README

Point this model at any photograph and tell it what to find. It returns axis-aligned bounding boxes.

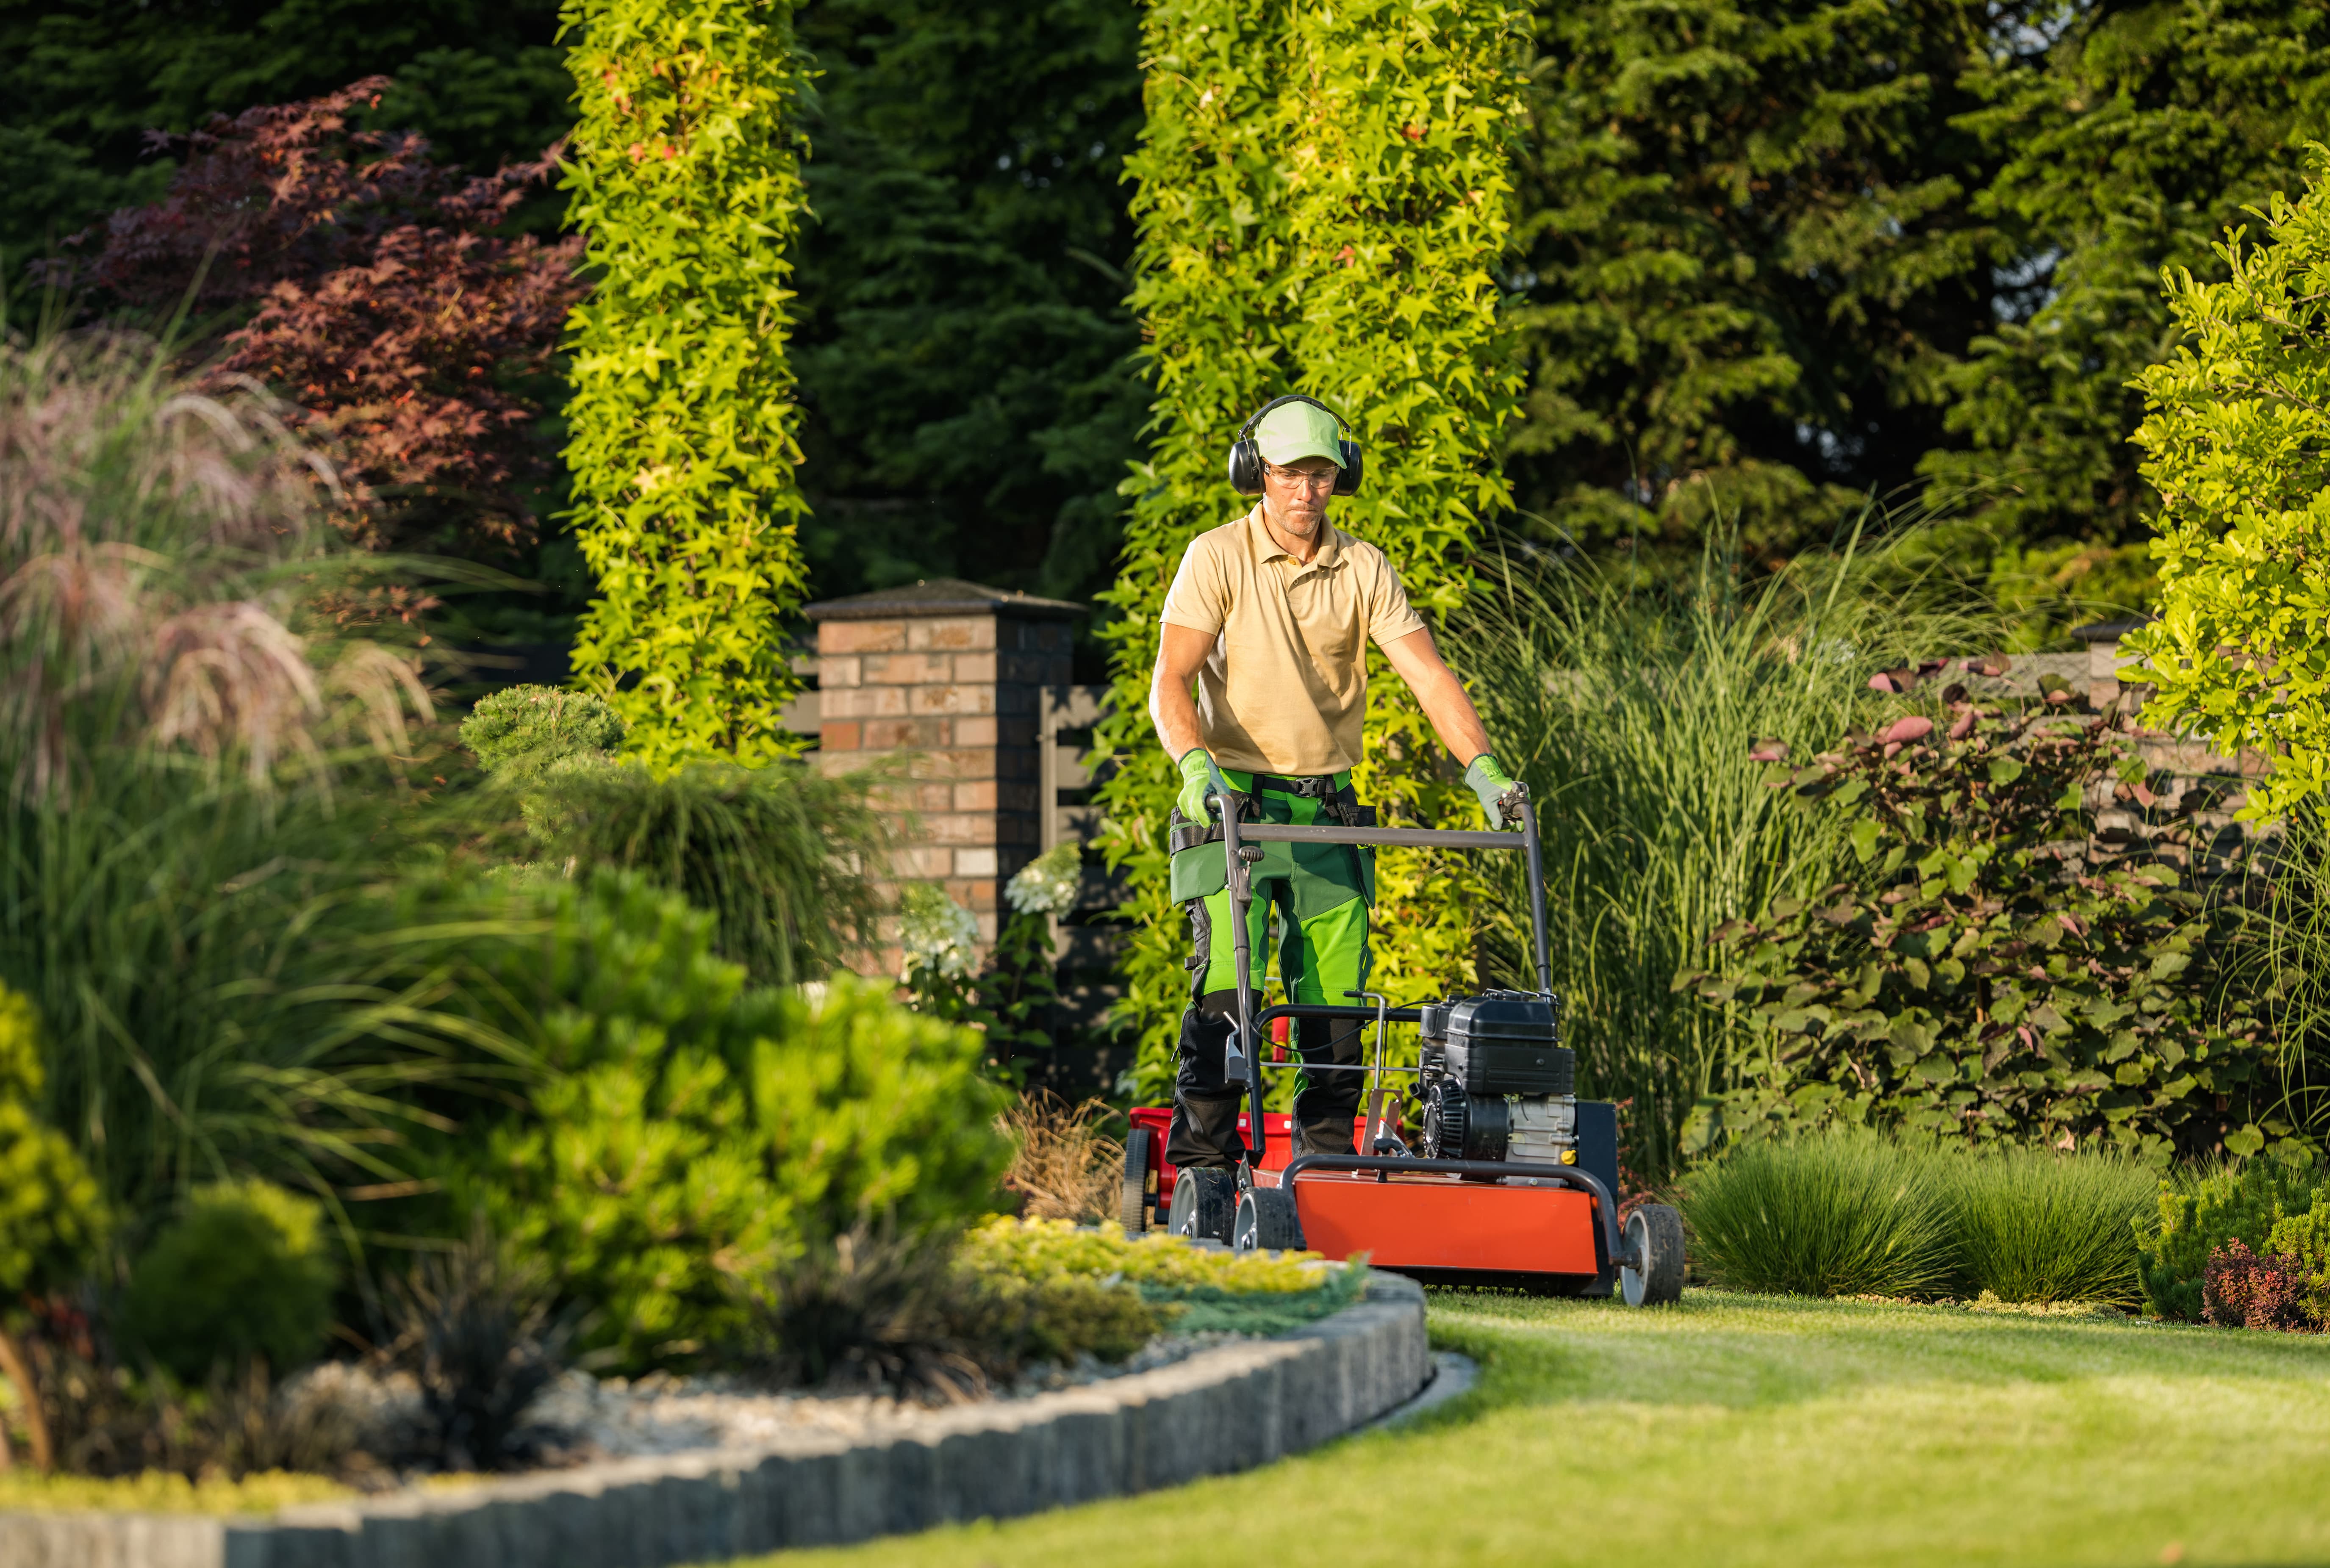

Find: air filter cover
[1444,991,1572,1096]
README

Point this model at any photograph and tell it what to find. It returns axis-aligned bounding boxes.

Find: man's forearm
[1149,673,1207,760]
[1413,663,1493,765]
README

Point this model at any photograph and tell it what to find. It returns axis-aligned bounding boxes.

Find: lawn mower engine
[1416,991,1577,1169]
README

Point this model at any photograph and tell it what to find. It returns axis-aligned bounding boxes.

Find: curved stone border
[4,1274,1426,1568]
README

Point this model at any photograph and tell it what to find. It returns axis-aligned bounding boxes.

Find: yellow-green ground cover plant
[738,1215,1362,1399]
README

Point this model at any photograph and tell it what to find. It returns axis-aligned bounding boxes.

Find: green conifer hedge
[560,0,813,766]
[1096,0,1528,1094]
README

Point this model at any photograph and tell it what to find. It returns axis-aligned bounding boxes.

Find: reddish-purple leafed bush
[51,78,586,564]
[2201,1240,2321,1332]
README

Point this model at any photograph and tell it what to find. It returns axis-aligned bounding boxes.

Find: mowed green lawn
[741,1290,2330,1568]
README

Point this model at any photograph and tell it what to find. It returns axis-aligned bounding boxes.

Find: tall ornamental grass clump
[0,333,441,1224]
[1447,531,1995,1177]
[1681,1133,1957,1299]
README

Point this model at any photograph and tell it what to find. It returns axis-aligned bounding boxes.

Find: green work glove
[1176,747,1233,821]
[1465,752,1527,826]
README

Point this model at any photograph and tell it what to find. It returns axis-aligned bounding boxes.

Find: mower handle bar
[1279,1153,1631,1272]
[1216,795,1555,1174]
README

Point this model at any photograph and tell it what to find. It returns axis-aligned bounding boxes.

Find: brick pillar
[804,579,1083,967]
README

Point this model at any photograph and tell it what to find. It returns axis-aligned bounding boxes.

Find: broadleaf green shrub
[2122,147,2330,818]
[2139,1151,2328,1323]
[1681,1133,1957,1299]
[123,1181,338,1382]
[560,0,813,767]
[417,868,1011,1370]
[1694,677,2276,1161]
[1096,0,1528,1097]
[0,987,106,1299]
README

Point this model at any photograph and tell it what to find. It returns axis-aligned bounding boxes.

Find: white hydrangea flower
[897,883,978,978]
[1004,841,1082,917]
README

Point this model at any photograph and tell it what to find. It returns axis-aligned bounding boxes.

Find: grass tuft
[1680,1133,1957,1298]
[1944,1144,2153,1306]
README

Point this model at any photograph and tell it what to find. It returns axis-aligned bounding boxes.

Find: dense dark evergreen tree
[1508,0,2011,568]
[1924,0,2330,639]
[789,0,1145,624]
[0,0,571,257]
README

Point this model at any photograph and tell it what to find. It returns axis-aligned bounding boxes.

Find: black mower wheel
[1232,1186,1305,1253]
[1120,1127,1156,1234]
[1621,1203,1686,1307]
[1167,1166,1238,1243]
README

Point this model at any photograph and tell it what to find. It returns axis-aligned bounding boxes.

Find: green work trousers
[1167,770,1373,1167]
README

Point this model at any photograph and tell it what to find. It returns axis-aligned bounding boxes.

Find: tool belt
[1168,777,1376,855]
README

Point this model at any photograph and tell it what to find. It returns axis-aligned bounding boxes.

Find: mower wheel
[1232,1187,1305,1253]
[1168,1166,1238,1243]
[1621,1203,1686,1307]
[1120,1128,1156,1234]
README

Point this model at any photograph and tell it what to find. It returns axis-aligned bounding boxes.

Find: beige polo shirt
[1159,506,1426,776]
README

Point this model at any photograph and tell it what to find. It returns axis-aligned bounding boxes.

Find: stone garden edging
[3,1272,1428,1568]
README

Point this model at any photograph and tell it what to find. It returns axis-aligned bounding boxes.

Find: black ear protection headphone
[1226,393,1364,497]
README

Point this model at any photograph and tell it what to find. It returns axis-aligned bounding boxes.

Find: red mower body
[1124,1101,1618,1294]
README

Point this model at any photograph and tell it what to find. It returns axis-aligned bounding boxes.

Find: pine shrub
[415,868,1012,1370]
[122,1181,338,1382]
[2139,1153,2328,1323]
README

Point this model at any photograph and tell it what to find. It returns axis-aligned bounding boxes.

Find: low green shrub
[2139,1151,2329,1322]
[1943,1147,2153,1306]
[405,868,1011,1371]
[122,1181,338,1382]
[458,686,628,786]
[1681,1132,1957,1297]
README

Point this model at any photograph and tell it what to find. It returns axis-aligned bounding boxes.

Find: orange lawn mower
[1119,797,1685,1307]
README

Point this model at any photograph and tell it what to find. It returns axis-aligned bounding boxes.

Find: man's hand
[1177,747,1233,821]
[1464,753,1528,827]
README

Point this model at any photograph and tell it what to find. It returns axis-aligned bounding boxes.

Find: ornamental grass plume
[0,331,430,801]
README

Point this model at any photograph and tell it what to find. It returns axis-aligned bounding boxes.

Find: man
[1148,395,1525,1169]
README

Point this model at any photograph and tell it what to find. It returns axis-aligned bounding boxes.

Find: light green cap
[1254,400,1345,468]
